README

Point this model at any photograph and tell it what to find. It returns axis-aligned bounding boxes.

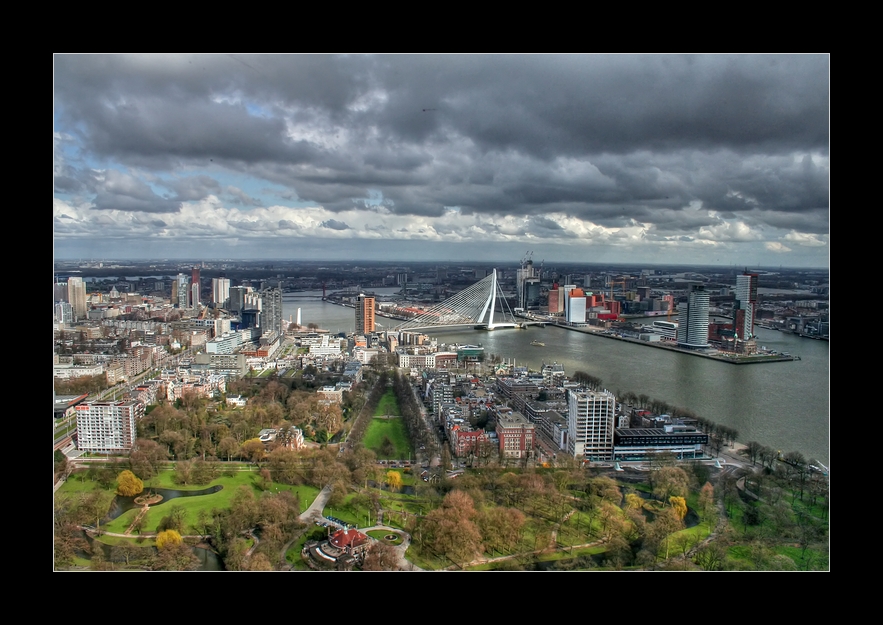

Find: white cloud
[765,241,793,253]
[783,231,827,247]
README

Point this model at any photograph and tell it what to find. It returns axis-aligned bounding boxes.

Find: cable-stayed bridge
[392,269,540,332]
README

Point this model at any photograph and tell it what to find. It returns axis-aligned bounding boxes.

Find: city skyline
[54,54,829,268]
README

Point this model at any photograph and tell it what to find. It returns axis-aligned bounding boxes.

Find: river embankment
[549,322,797,364]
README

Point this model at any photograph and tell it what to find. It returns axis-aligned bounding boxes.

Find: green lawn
[373,389,400,416]
[367,529,403,545]
[61,468,320,536]
[285,533,312,570]
[362,418,411,459]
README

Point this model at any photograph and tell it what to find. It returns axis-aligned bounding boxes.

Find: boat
[530,340,545,347]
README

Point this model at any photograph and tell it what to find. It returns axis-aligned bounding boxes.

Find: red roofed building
[307,528,372,569]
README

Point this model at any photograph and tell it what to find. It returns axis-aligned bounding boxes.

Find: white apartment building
[75,400,144,453]
[677,285,710,349]
[212,277,231,308]
[567,388,617,461]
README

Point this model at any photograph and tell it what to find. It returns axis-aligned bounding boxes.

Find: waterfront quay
[548,321,798,365]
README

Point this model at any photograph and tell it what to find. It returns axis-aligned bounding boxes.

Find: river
[284,291,829,466]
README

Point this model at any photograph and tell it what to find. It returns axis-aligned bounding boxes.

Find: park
[54,367,829,571]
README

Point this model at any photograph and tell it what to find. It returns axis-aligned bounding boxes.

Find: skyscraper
[516,259,537,309]
[567,389,617,461]
[355,294,375,334]
[677,285,710,348]
[260,286,283,335]
[212,277,231,308]
[735,272,758,340]
[174,273,189,308]
[228,285,248,313]
[67,276,87,320]
[191,267,201,307]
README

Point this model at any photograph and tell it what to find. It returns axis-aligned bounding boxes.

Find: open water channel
[285,290,829,466]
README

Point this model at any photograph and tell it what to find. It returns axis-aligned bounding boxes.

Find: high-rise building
[191,267,201,307]
[522,277,541,310]
[516,259,538,309]
[355,294,375,334]
[567,389,617,461]
[260,286,283,335]
[55,301,74,324]
[191,282,200,310]
[54,279,68,303]
[548,283,563,315]
[174,273,189,308]
[67,276,87,320]
[677,285,710,349]
[228,286,248,313]
[735,272,758,340]
[75,400,144,453]
[212,277,231,308]
[564,286,586,324]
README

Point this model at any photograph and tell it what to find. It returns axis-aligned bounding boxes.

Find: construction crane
[609,277,628,303]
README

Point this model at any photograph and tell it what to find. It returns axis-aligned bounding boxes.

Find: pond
[104,485,223,522]
[84,485,225,571]
[83,532,224,571]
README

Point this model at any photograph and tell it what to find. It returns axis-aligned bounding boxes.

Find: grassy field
[60,467,320,536]
[362,418,411,459]
[373,389,400,416]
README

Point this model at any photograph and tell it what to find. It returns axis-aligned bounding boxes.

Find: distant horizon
[52,257,829,272]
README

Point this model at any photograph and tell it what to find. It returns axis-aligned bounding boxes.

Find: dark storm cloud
[321,219,349,231]
[159,175,221,201]
[526,216,578,239]
[92,170,181,213]
[54,176,81,193]
[54,54,829,264]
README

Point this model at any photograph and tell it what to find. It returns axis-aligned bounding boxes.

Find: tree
[111,543,143,567]
[116,470,144,496]
[240,438,267,464]
[362,541,400,571]
[379,435,395,458]
[156,529,183,550]
[130,438,168,478]
[625,493,644,511]
[746,441,763,465]
[419,490,483,568]
[218,436,239,462]
[694,542,727,571]
[651,466,690,502]
[698,482,715,521]
[669,496,688,520]
[158,505,186,534]
[590,476,622,504]
[174,460,193,485]
[386,470,403,492]
[152,541,199,571]
[649,506,684,560]
[247,552,274,571]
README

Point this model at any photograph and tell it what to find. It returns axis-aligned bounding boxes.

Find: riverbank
[549,322,798,365]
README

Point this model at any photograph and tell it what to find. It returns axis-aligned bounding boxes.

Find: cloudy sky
[54,54,829,267]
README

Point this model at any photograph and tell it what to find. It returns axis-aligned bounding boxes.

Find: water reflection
[105,485,223,522]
